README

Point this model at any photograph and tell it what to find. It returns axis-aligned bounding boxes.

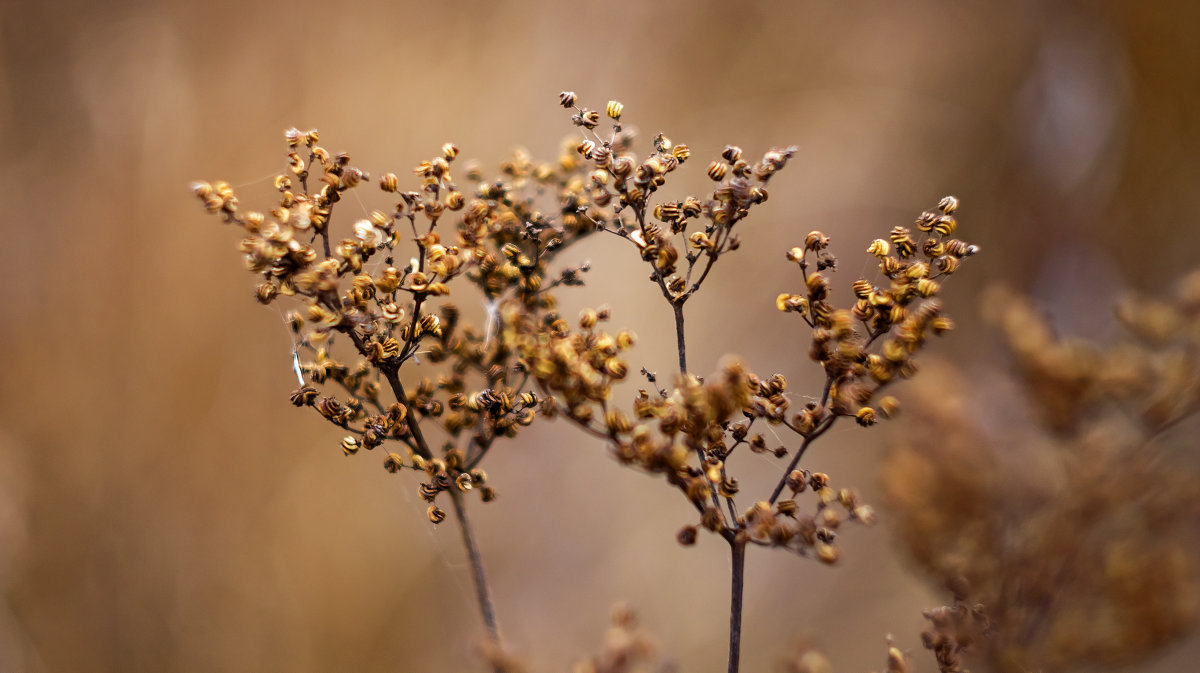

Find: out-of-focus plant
[884,270,1200,672]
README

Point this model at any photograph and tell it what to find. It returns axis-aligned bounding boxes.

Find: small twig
[728,539,747,673]
[449,488,501,643]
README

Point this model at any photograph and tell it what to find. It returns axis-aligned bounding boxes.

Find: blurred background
[3,0,1200,671]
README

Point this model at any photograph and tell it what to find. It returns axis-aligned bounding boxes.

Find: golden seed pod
[410,454,426,472]
[341,436,360,455]
[931,316,955,334]
[855,406,877,427]
[689,231,713,250]
[605,100,623,119]
[877,396,899,418]
[255,282,278,304]
[852,279,874,299]
[932,215,957,236]
[820,508,841,530]
[867,239,890,257]
[456,473,474,492]
[936,255,960,275]
[882,339,908,363]
[816,543,839,564]
[284,127,304,147]
[937,195,959,214]
[384,453,404,473]
[616,330,636,350]
[605,409,632,434]
[381,301,404,323]
[604,358,629,379]
[853,505,878,525]
[707,161,728,181]
[576,139,596,158]
[378,173,397,192]
[579,308,599,329]
[559,91,577,107]
[805,231,830,251]
[786,246,804,262]
[721,145,742,163]
[441,142,459,160]
[480,486,497,502]
[381,337,401,360]
[427,505,446,524]
[719,477,740,498]
[786,469,807,493]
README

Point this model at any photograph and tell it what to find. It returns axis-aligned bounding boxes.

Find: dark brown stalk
[382,366,501,642]
[666,276,744,673]
[449,488,501,642]
[728,540,746,673]
[673,302,688,376]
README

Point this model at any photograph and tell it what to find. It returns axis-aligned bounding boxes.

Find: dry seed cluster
[884,269,1200,672]
[195,122,610,520]
[195,95,975,570]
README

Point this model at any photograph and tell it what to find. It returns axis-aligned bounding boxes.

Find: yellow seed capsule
[384,453,404,473]
[867,239,890,257]
[579,308,598,329]
[707,161,728,181]
[559,91,577,107]
[816,542,839,564]
[427,505,446,524]
[932,216,957,236]
[605,100,623,119]
[456,473,474,491]
[689,231,713,250]
[878,396,899,419]
[931,316,955,334]
[341,436,360,455]
[855,407,877,427]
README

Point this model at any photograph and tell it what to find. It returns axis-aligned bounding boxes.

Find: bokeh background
[3,1,1200,671]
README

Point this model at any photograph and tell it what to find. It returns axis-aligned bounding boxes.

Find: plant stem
[381,367,502,642]
[728,539,746,673]
[449,488,501,642]
[673,302,688,376]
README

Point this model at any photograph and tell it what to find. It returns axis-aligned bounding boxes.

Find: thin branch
[449,488,501,642]
[728,540,747,673]
[768,416,838,504]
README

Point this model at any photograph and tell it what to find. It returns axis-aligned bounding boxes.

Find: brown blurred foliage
[4,1,1200,672]
[884,272,1200,672]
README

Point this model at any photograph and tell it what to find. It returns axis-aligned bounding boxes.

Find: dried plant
[193,92,979,672]
[884,270,1200,672]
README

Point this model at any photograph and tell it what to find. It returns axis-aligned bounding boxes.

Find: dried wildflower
[886,283,1200,673]
[199,93,978,673]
